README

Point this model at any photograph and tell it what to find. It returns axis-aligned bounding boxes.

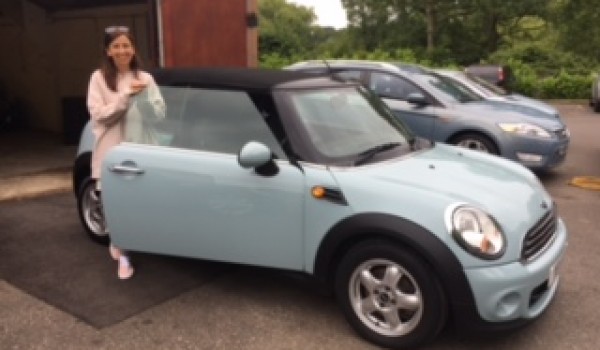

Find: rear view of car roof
[150,67,330,91]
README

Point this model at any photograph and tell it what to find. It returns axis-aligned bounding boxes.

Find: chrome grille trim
[521,206,558,262]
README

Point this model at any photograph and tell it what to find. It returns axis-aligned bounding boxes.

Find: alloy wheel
[348,258,423,337]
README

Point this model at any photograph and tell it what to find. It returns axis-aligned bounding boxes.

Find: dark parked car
[590,73,600,112]
[465,64,513,89]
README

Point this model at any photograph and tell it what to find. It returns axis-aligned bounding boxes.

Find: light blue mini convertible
[73,68,568,349]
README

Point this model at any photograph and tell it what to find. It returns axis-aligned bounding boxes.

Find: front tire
[335,240,447,349]
[451,133,499,155]
[77,177,110,245]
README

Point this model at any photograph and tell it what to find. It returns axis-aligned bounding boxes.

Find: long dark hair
[100,28,142,92]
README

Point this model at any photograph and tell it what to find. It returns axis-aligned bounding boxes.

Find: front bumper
[502,132,570,170]
[464,218,568,323]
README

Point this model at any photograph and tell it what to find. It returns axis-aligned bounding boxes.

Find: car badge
[541,201,549,210]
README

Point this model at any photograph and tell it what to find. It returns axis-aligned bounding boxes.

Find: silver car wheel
[457,139,490,152]
[81,181,108,238]
[349,258,423,337]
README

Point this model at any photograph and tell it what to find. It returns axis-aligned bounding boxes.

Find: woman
[86,26,160,279]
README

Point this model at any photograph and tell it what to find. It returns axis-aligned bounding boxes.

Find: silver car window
[370,72,421,100]
[416,73,483,103]
[334,70,362,82]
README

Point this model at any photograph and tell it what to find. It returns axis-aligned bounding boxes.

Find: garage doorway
[0,0,155,142]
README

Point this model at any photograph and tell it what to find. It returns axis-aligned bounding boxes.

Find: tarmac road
[1,103,600,349]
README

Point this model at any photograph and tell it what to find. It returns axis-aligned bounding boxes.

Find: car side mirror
[238,141,279,176]
[238,141,272,168]
[406,92,429,106]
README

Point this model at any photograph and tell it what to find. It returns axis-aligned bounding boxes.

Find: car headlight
[498,123,552,139]
[445,204,506,260]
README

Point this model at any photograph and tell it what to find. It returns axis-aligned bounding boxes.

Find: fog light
[516,153,543,163]
[496,292,521,318]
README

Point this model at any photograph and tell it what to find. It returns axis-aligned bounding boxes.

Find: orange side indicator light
[311,186,326,199]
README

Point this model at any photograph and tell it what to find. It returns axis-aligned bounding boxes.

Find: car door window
[174,88,286,159]
[333,70,362,82]
[124,85,185,147]
[370,72,421,100]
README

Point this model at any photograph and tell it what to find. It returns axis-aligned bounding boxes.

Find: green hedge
[509,64,594,99]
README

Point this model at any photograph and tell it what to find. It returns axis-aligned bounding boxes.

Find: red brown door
[160,0,257,67]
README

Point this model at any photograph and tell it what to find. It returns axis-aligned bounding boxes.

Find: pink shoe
[109,244,121,261]
[118,256,134,280]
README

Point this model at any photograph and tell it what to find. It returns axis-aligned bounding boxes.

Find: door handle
[109,164,145,175]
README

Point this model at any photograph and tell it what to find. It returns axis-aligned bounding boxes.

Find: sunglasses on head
[105,26,129,34]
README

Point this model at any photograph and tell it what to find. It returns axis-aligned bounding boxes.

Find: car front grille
[521,206,557,262]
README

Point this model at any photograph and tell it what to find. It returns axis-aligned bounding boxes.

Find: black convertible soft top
[150,67,337,91]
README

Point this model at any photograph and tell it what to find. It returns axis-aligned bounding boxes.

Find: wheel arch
[313,213,478,323]
[446,129,501,154]
[72,151,91,196]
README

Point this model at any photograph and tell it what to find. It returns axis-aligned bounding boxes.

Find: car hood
[449,100,565,131]
[488,94,560,118]
[330,143,553,266]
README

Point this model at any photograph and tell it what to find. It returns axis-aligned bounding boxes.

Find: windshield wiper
[354,142,402,166]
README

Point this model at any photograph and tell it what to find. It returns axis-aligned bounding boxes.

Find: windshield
[464,72,508,96]
[286,86,415,165]
[415,72,483,104]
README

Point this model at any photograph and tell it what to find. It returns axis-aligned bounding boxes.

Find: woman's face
[106,34,135,70]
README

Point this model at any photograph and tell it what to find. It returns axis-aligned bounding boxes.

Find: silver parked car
[73,68,567,349]
[286,60,570,171]
[436,69,560,118]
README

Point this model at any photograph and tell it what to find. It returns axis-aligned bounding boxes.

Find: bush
[503,59,594,99]
[259,53,297,69]
[537,71,593,99]
[485,43,596,99]
[505,59,539,96]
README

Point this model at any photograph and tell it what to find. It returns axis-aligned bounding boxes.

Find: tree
[340,0,551,65]
[342,0,426,52]
[552,0,600,62]
[258,0,318,57]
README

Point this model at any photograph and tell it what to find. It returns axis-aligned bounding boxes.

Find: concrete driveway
[1,103,599,349]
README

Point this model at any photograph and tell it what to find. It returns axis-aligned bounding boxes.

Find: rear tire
[77,177,110,245]
[451,133,499,155]
[334,240,447,349]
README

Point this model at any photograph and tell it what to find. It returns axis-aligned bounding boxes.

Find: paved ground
[0,130,74,201]
[1,103,600,349]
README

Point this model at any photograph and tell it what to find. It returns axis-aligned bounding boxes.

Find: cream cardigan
[86,69,160,180]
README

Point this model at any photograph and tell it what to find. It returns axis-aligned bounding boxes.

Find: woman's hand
[129,80,147,95]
